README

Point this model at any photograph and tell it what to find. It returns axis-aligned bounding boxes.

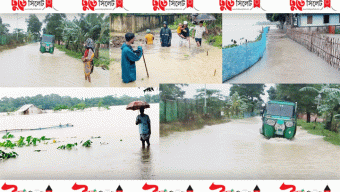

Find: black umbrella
[194,14,216,22]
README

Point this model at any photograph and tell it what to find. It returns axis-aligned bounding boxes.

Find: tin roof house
[289,13,340,33]
[15,104,42,115]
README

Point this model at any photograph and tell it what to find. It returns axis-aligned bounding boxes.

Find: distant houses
[15,104,42,115]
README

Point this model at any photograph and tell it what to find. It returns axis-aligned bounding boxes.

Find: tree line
[0,93,159,112]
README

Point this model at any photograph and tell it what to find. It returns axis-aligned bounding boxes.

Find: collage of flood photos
[0,12,340,186]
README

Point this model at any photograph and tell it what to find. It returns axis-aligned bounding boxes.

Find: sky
[0,13,108,33]
[180,84,274,103]
[0,87,159,99]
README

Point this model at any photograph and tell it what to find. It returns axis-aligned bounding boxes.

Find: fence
[160,99,222,123]
[0,35,9,45]
[222,27,269,82]
[286,28,340,70]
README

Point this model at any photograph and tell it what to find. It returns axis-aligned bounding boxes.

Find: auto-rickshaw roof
[267,100,296,106]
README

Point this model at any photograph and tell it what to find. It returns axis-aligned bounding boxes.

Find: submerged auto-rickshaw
[40,34,55,54]
[260,100,298,139]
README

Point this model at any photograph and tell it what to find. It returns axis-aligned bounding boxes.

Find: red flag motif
[187,0,193,8]
[116,0,123,8]
[46,0,52,8]
[254,0,260,8]
[324,0,331,8]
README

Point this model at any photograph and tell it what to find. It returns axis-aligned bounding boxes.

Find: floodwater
[227,28,340,83]
[110,30,222,87]
[0,43,109,87]
[158,116,340,180]
[0,104,159,180]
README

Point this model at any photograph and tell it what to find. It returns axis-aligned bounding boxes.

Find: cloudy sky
[180,84,274,102]
[0,87,159,99]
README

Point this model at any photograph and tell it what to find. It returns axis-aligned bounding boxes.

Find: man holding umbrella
[160,21,172,47]
[136,107,151,148]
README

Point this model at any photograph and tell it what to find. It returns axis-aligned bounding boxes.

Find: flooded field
[158,116,340,180]
[227,29,340,83]
[0,43,109,87]
[0,104,159,180]
[110,30,222,87]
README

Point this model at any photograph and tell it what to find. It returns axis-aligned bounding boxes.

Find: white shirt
[194,25,206,39]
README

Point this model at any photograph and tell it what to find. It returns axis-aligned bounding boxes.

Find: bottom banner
[0,180,337,192]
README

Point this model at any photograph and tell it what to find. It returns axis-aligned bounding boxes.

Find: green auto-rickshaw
[260,100,298,139]
[40,34,55,54]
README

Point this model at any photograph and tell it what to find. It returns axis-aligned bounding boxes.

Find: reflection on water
[110,30,222,87]
[0,104,159,180]
[158,116,340,180]
[0,43,109,87]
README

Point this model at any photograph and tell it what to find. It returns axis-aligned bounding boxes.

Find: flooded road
[0,104,159,180]
[0,43,109,87]
[110,30,222,87]
[158,116,340,180]
[227,29,340,83]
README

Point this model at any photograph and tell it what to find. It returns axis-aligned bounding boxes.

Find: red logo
[142,183,159,192]
[72,183,121,192]
[220,0,264,11]
[1,183,52,192]
[82,0,126,11]
[153,0,197,11]
[209,183,260,192]
[290,0,334,11]
[280,183,331,192]
[11,0,27,11]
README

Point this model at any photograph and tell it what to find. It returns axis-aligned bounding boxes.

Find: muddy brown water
[0,43,109,87]
[227,29,340,83]
[0,104,159,180]
[110,31,222,87]
[158,116,340,180]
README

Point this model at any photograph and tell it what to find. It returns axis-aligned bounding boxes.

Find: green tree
[26,14,42,41]
[160,84,187,101]
[44,13,66,45]
[229,84,265,113]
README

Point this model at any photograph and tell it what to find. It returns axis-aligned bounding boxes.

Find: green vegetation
[168,15,195,31]
[56,44,110,70]
[0,150,18,160]
[223,44,238,49]
[297,119,340,146]
[207,34,222,48]
[0,92,159,112]
[57,143,78,150]
[82,140,92,147]
[2,132,14,139]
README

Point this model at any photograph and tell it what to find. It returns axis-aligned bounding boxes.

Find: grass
[160,117,229,137]
[223,44,238,49]
[206,34,222,48]
[56,45,110,70]
[0,42,27,52]
[297,119,340,146]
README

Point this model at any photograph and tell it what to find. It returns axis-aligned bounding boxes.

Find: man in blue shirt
[136,107,151,148]
[121,32,143,83]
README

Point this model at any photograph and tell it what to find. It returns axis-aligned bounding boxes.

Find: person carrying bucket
[82,38,95,83]
[160,21,172,47]
[121,32,143,83]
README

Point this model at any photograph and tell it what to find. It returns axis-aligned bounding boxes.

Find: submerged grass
[297,119,340,146]
[160,118,230,137]
[55,45,110,70]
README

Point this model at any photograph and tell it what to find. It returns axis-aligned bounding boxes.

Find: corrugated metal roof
[17,104,34,112]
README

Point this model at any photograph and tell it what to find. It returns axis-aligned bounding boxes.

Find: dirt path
[110,30,222,87]
[227,29,340,83]
[0,43,109,87]
[158,116,340,180]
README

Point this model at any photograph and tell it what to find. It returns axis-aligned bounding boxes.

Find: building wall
[299,14,340,27]
[111,14,186,33]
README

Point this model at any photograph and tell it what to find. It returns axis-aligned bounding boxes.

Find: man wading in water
[121,32,143,83]
[160,21,172,47]
[136,107,151,148]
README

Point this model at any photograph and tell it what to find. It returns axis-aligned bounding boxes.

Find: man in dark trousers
[160,21,172,47]
[136,107,151,148]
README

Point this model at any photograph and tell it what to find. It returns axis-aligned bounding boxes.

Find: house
[288,13,340,33]
[16,104,42,115]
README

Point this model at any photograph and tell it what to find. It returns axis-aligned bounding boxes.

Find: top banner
[0,0,340,13]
